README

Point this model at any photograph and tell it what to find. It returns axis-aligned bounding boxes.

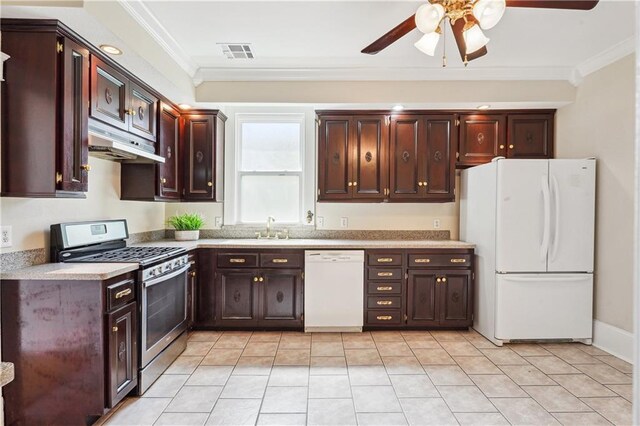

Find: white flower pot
[175,230,200,241]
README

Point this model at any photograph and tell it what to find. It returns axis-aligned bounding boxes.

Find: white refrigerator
[460,158,595,346]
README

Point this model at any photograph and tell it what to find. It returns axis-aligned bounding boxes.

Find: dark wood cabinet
[128,81,158,142]
[458,114,506,167]
[1,20,90,197]
[215,250,304,329]
[364,249,474,330]
[318,116,355,200]
[1,271,137,424]
[90,55,128,131]
[182,111,226,201]
[423,115,456,201]
[507,113,554,159]
[158,103,181,199]
[106,301,137,408]
[352,115,388,200]
[389,115,421,200]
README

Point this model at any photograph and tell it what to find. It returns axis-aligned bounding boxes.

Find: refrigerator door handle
[550,174,561,261]
[503,275,588,283]
[540,175,551,263]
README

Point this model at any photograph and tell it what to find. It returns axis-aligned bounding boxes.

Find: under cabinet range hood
[88,121,164,164]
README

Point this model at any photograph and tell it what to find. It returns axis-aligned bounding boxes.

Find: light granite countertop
[1,239,473,281]
[1,262,139,281]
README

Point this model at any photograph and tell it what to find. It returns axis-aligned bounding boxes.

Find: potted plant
[168,213,205,241]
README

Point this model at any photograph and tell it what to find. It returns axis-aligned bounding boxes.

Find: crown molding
[117,0,198,78]
[574,36,635,82]
[194,66,575,83]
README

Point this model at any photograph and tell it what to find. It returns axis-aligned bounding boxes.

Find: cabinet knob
[161,177,167,184]
[253,277,259,282]
[112,326,118,332]
[348,182,353,187]
[259,277,264,282]
[190,271,196,277]
[436,278,442,283]
[423,181,428,186]
[353,181,357,187]
[418,182,423,187]
[207,181,213,187]
[509,144,514,149]
[125,108,136,116]
[442,277,447,283]
[499,144,505,149]
[81,164,91,172]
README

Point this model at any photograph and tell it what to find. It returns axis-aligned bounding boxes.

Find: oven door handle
[143,264,190,288]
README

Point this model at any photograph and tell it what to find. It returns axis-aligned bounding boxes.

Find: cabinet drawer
[367,253,402,266]
[367,281,402,294]
[107,278,135,311]
[367,296,402,309]
[408,254,471,268]
[260,253,302,268]
[368,267,402,280]
[217,253,259,268]
[366,310,402,325]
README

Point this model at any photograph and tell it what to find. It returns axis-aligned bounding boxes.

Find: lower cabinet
[365,249,474,329]
[106,301,137,408]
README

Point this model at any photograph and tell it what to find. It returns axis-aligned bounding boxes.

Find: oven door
[140,264,189,367]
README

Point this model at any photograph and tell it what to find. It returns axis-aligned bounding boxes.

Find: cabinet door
[158,103,181,200]
[259,270,303,328]
[422,115,456,201]
[458,114,506,166]
[406,270,440,326]
[318,116,352,200]
[128,81,158,143]
[439,271,472,327]
[183,114,215,200]
[507,114,554,159]
[106,302,137,408]
[58,38,89,193]
[389,115,422,200]
[352,116,388,200]
[216,270,259,326]
[90,55,128,131]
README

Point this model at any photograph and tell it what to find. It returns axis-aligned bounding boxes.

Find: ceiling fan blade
[450,19,488,62]
[506,0,598,10]
[361,14,417,55]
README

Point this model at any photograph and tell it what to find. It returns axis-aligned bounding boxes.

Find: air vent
[219,43,254,59]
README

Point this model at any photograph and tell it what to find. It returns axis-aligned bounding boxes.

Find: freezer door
[495,274,593,340]
[548,159,595,272]
[496,160,549,272]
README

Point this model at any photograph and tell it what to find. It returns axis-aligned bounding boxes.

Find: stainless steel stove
[50,219,190,395]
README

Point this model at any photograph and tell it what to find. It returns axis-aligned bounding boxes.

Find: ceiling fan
[362,0,599,65]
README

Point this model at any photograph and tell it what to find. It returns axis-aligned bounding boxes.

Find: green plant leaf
[167,213,205,231]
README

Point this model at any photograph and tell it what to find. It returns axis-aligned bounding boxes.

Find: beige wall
[556,54,635,333]
[0,157,166,255]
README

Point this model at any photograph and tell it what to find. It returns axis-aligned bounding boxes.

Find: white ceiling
[129,0,635,82]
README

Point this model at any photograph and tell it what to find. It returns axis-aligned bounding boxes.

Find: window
[235,114,305,225]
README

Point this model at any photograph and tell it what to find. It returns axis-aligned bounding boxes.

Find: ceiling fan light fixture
[473,0,506,29]
[414,31,441,56]
[415,2,445,34]
[463,23,490,54]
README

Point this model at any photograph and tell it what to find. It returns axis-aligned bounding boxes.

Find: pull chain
[442,21,447,68]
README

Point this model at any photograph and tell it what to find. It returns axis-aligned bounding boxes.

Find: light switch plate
[316,216,324,227]
[214,216,222,228]
[1,226,12,248]
[340,217,348,228]
[433,219,441,229]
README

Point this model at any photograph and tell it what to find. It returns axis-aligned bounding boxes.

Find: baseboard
[592,320,634,363]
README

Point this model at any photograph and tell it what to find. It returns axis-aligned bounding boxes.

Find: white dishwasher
[304,250,364,332]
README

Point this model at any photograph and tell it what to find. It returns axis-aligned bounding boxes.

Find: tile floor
[101,330,634,426]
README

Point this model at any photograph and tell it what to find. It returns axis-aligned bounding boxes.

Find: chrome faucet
[255,216,289,240]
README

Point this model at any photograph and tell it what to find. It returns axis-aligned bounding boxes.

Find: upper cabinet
[182,111,227,202]
[457,111,554,168]
[1,20,90,198]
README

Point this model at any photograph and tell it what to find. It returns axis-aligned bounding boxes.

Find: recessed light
[477,104,491,110]
[178,104,192,110]
[99,44,122,55]
[392,105,404,111]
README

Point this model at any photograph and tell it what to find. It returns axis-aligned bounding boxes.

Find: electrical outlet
[1,226,12,248]
[214,216,222,228]
[316,216,324,228]
[433,219,441,229]
[340,217,348,228]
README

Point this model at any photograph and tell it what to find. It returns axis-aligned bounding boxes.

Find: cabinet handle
[450,258,467,263]
[229,258,246,263]
[414,258,431,263]
[376,300,393,306]
[376,315,393,321]
[376,286,393,291]
[272,259,288,263]
[377,272,394,277]
[208,181,213,187]
[114,288,132,299]
[253,277,259,282]
[258,277,264,282]
[112,326,118,332]
[377,258,394,263]
[81,164,91,172]
[509,144,514,149]
[499,144,505,149]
